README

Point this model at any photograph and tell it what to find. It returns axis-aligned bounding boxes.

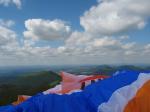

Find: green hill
[0,71,61,105]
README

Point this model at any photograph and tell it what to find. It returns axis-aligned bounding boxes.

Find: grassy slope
[0,71,61,105]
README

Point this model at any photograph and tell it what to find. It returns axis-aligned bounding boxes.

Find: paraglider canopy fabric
[1,71,150,112]
[12,72,109,105]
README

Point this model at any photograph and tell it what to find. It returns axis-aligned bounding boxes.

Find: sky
[0,0,150,66]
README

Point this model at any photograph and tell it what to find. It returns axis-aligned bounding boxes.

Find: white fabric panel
[98,73,150,112]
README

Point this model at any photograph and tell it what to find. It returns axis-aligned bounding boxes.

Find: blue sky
[0,0,150,66]
[0,0,98,47]
[0,0,97,33]
[128,22,150,44]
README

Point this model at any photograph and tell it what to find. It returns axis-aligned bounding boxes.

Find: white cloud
[80,0,150,35]
[0,19,15,27]
[0,24,20,62]
[23,40,35,47]
[0,0,150,66]
[65,31,92,47]
[144,44,150,54]
[119,35,129,40]
[0,28,149,65]
[13,0,21,8]
[92,37,120,47]
[122,42,136,50]
[0,26,17,46]
[0,0,22,9]
[24,19,71,41]
[62,32,130,56]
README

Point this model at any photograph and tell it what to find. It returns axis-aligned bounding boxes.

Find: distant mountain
[52,65,150,76]
[0,66,52,76]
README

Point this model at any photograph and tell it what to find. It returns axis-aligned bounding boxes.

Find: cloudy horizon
[0,0,150,66]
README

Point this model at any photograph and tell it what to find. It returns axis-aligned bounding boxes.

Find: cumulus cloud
[64,32,135,57]
[0,0,22,9]
[144,44,150,54]
[0,19,15,27]
[23,19,71,41]
[122,42,136,50]
[0,28,149,65]
[80,0,150,35]
[0,0,150,65]
[119,35,130,40]
[65,31,92,47]
[0,26,17,46]
[0,24,20,63]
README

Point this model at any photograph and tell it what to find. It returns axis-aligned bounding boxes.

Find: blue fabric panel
[1,71,148,112]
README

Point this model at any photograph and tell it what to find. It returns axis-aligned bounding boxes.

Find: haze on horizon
[0,0,150,66]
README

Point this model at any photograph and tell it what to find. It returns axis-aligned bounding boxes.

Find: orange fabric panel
[124,80,150,112]
[12,95,31,106]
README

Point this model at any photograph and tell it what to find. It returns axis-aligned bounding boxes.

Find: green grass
[0,71,61,105]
